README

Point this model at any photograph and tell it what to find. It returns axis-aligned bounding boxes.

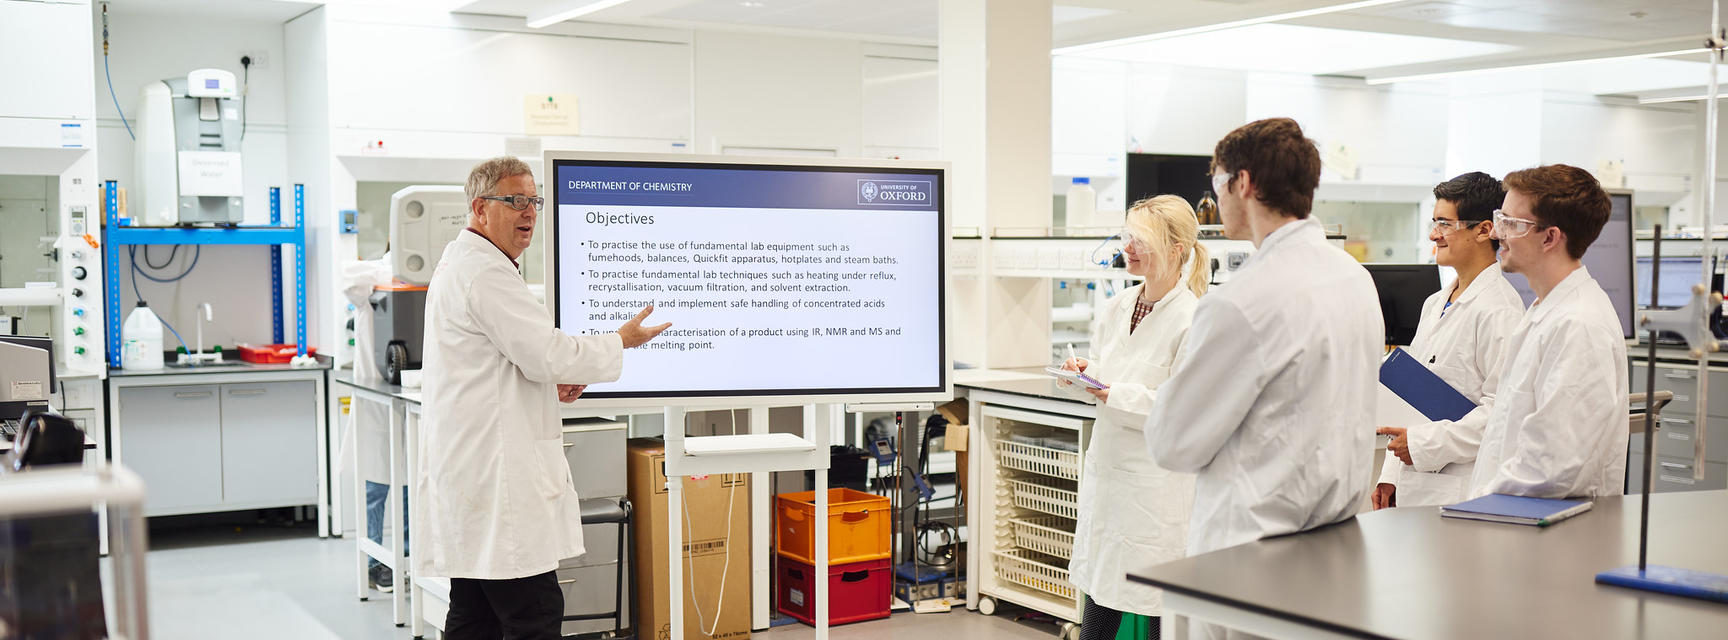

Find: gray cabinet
[1627,359,1728,494]
[558,419,628,637]
[115,376,321,516]
[119,384,224,513]
[219,381,318,505]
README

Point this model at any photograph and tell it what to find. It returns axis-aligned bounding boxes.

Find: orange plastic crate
[774,488,891,566]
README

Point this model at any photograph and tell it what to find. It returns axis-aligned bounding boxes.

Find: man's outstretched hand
[618,305,671,348]
[558,384,586,403]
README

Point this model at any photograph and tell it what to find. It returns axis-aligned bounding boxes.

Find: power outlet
[239,50,267,70]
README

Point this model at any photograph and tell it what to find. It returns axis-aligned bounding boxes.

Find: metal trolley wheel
[978,596,997,616]
[1059,621,1080,640]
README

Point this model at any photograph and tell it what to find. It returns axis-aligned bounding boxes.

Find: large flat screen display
[545,153,949,404]
[1503,191,1634,339]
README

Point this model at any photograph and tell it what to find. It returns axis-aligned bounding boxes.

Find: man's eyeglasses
[479,194,545,212]
[1491,209,1544,239]
[1431,218,1481,234]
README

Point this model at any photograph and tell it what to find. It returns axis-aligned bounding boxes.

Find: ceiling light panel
[1061,23,1515,76]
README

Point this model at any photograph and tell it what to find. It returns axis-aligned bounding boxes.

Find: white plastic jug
[121,302,166,370]
[1066,177,1097,231]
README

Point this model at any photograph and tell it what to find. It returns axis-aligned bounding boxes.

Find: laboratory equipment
[119,301,165,370]
[134,69,245,226]
[1064,177,1096,230]
[0,337,54,429]
[367,186,467,385]
[1364,264,1442,346]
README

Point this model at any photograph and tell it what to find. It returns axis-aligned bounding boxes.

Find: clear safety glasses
[1430,218,1481,235]
[1491,209,1544,239]
[1211,173,1231,195]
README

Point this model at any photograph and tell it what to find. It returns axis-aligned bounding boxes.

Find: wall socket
[239,50,267,70]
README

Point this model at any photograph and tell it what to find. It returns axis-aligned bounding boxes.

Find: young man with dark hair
[1466,164,1627,498]
[1373,172,1524,509]
[1145,118,1384,555]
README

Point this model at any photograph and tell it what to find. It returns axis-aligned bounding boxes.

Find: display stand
[663,404,836,640]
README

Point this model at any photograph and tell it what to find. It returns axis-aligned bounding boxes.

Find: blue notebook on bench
[1440,494,1593,527]
[1380,347,1477,422]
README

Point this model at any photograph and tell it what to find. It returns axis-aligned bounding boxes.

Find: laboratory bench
[1128,490,1728,639]
[104,356,332,526]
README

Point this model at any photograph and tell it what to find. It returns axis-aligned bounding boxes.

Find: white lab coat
[1376,263,1524,506]
[1467,266,1629,499]
[413,230,625,580]
[1068,283,1197,616]
[1145,218,1382,556]
[338,255,393,484]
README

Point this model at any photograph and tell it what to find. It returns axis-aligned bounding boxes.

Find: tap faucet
[196,302,214,361]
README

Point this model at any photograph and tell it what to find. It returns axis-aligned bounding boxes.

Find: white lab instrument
[1145,218,1382,555]
[119,302,164,370]
[390,186,469,286]
[1468,266,1630,499]
[1376,262,1523,507]
[133,69,244,226]
[1068,283,1197,616]
[414,230,624,580]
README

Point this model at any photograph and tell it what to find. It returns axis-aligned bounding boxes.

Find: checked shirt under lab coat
[1067,283,1197,616]
[1376,262,1525,506]
[1467,266,1628,499]
[1145,218,1383,556]
[414,230,625,580]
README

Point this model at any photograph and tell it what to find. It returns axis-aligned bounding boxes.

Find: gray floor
[139,515,1064,640]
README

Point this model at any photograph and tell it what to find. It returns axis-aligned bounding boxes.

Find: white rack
[974,404,1092,631]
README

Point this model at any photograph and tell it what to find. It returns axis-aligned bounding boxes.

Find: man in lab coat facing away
[1145,118,1383,558]
[1373,172,1525,509]
[1466,165,1627,499]
[415,157,670,639]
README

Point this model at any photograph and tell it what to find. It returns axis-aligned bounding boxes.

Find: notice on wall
[551,160,945,398]
[524,94,580,136]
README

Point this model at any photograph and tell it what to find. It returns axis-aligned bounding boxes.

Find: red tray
[238,344,315,364]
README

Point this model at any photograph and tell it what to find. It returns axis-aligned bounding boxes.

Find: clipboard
[1045,366,1108,390]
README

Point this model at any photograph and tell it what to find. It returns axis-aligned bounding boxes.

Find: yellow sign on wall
[524,94,580,136]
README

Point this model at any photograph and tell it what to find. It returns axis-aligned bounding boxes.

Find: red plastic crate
[237,344,315,364]
[775,556,891,627]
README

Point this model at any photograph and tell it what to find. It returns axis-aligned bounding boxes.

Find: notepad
[1045,366,1107,390]
[1440,494,1593,527]
[1379,347,1476,423]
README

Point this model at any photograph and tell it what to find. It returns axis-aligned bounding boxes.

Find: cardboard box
[628,439,752,640]
[936,399,970,502]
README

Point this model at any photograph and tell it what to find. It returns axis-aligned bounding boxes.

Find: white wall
[89,7,293,346]
[694,31,861,156]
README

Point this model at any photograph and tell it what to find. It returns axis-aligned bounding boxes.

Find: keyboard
[1,418,18,441]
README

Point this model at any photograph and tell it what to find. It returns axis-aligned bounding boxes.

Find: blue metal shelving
[103,182,310,368]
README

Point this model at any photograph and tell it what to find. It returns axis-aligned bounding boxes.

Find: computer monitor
[1635,256,1710,309]
[1365,264,1442,346]
[1126,153,1212,208]
[0,336,54,421]
[1503,190,1634,338]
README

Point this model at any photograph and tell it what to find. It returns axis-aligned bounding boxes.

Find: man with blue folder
[1465,165,1628,499]
[1372,172,1524,509]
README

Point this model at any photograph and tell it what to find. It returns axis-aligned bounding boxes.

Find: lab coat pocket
[530,439,575,501]
[1395,468,1465,507]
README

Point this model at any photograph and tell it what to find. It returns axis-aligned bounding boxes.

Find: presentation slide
[551,159,945,398]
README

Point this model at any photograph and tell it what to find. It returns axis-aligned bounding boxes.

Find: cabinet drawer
[1627,453,1728,493]
[1641,416,1728,463]
[557,520,621,569]
[219,381,317,505]
[118,384,223,514]
[563,422,626,499]
[556,563,628,637]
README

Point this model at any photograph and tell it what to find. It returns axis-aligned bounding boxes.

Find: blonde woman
[1062,195,1209,639]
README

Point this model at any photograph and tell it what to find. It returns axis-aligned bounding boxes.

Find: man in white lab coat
[1373,172,1525,508]
[1145,118,1383,557]
[415,157,669,639]
[1466,164,1627,499]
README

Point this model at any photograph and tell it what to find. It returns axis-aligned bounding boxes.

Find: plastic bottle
[1065,177,1097,231]
[121,302,166,370]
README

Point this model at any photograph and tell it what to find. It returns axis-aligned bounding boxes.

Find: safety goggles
[1431,218,1482,235]
[1211,173,1231,195]
[479,194,545,212]
[1491,209,1544,239]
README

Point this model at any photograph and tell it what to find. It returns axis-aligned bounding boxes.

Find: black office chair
[564,497,637,640]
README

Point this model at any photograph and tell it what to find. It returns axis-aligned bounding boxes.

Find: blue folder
[1440,494,1593,527]
[1597,565,1728,603]
[1379,347,1476,422]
